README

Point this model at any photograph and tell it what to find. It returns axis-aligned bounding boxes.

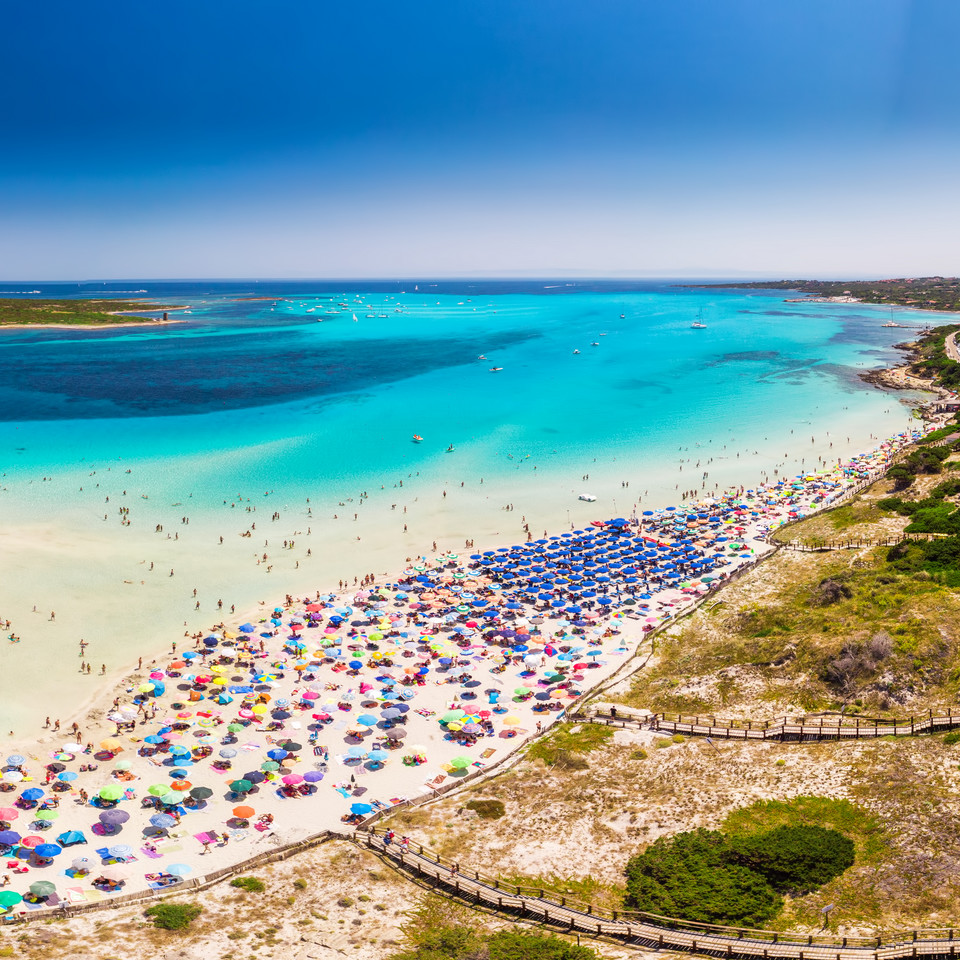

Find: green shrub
[466,799,506,819]
[944,731,960,745]
[526,724,613,768]
[487,929,600,960]
[145,902,203,930]
[230,876,265,893]
[293,878,308,890]
[727,825,854,894]
[623,829,782,926]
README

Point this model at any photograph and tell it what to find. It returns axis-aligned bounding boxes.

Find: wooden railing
[778,533,939,553]
[584,708,960,742]
[359,828,960,959]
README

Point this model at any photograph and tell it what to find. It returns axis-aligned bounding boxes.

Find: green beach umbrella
[261,761,280,772]
[98,785,123,802]
[148,784,169,797]
[29,881,56,899]
[229,779,253,794]
[188,786,213,800]
[450,756,471,769]
[0,891,22,908]
[159,792,181,806]
[440,710,465,724]
[227,723,244,733]
[33,810,58,820]
[114,759,133,771]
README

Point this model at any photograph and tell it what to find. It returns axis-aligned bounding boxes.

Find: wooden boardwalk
[359,830,960,959]
[584,709,960,742]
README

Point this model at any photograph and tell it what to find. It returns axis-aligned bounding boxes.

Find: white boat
[691,308,707,329]
[578,493,597,502]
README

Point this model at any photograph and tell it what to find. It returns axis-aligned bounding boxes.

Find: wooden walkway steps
[582,709,960,742]
[359,830,960,960]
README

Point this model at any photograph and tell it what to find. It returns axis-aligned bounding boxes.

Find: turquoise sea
[0,280,933,512]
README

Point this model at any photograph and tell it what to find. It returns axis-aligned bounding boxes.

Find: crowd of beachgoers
[0,424,927,917]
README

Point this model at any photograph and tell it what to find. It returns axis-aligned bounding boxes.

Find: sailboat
[691,308,707,329]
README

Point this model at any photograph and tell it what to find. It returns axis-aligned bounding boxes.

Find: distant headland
[0,298,181,328]
[686,276,960,313]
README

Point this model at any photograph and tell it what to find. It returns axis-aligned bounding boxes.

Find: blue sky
[2,0,958,279]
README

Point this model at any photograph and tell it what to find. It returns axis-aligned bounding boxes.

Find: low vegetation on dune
[381,729,960,932]
[612,543,960,716]
[616,443,960,718]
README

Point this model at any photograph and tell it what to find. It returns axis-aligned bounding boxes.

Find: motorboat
[578,493,597,502]
[412,435,424,443]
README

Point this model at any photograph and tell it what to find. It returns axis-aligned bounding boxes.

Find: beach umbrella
[29,880,57,898]
[19,835,43,848]
[232,805,255,819]
[21,788,44,802]
[356,714,378,727]
[279,741,302,752]
[302,770,324,783]
[5,756,25,767]
[241,771,266,784]
[0,830,19,845]
[2,771,22,783]
[189,786,213,800]
[56,831,85,846]
[108,844,133,858]
[282,774,304,785]
[229,779,253,794]
[99,738,123,753]
[261,760,280,772]
[98,785,123,802]
[149,813,177,829]
[99,810,129,826]
[449,756,471,769]
[350,802,373,815]
[0,808,18,822]
[71,855,94,872]
[0,891,23,909]
[33,844,61,859]
[384,728,407,739]
[266,749,287,761]
[57,771,78,783]
[159,792,181,806]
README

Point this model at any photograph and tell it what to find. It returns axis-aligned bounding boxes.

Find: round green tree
[624,829,782,926]
[727,825,855,894]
